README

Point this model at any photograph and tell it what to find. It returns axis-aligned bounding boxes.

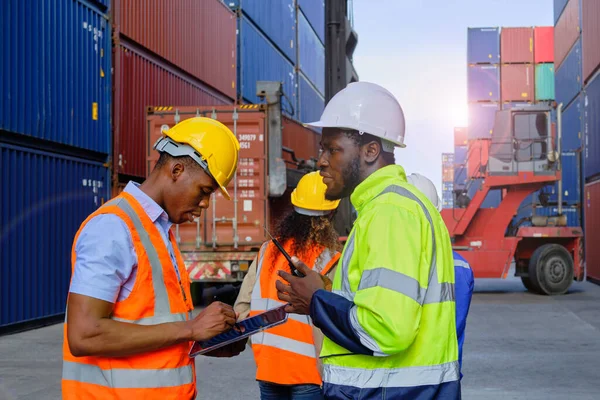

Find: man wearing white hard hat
[406,173,475,381]
[275,82,461,399]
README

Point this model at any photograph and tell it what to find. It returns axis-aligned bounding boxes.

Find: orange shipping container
[501,64,534,102]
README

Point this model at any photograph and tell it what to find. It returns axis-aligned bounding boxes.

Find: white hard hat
[406,173,442,211]
[305,82,406,148]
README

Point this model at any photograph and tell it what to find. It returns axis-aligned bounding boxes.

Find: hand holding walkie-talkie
[263,226,305,277]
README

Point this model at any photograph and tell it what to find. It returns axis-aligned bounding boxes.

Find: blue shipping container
[535,206,581,227]
[298,10,325,95]
[0,0,112,154]
[561,94,583,151]
[468,103,500,140]
[467,27,500,64]
[298,0,325,45]
[554,0,570,24]
[502,102,534,110]
[584,72,600,181]
[454,165,468,187]
[238,16,297,114]
[232,0,296,64]
[298,72,324,124]
[555,38,582,109]
[454,145,468,165]
[0,143,110,328]
[442,182,453,192]
[468,179,502,208]
[442,153,455,164]
[538,152,581,204]
[467,65,500,102]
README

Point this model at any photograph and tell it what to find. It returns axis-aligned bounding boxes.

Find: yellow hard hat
[291,171,340,215]
[154,117,240,200]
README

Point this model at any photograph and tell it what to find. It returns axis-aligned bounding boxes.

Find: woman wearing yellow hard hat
[234,171,341,400]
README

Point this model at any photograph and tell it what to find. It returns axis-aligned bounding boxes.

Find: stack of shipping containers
[441,152,455,209]
[0,0,113,331]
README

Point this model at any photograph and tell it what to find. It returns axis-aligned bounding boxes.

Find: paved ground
[1,277,600,400]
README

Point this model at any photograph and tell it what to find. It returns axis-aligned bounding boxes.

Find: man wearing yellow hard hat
[234,171,341,400]
[62,117,243,400]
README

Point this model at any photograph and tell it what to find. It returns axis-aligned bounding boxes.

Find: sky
[351,0,553,191]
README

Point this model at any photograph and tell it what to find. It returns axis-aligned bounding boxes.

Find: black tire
[528,244,574,295]
[521,276,539,293]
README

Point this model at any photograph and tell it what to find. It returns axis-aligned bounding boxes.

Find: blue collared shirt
[453,251,475,378]
[69,182,181,303]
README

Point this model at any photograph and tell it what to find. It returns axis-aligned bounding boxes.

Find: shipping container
[298,71,324,124]
[584,180,600,281]
[534,27,555,63]
[501,64,534,102]
[554,0,581,69]
[0,143,110,329]
[467,28,500,64]
[454,128,467,147]
[467,65,500,102]
[238,16,297,113]
[555,38,582,108]
[230,0,296,64]
[467,139,490,178]
[534,206,581,227]
[584,71,600,181]
[455,145,468,165]
[113,40,232,179]
[454,165,468,188]
[442,182,453,192]
[298,10,325,95]
[468,103,500,139]
[0,0,111,154]
[500,27,534,64]
[561,94,583,150]
[582,0,600,82]
[535,63,556,101]
[538,152,581,204]
[145,105,321,282]
[442,165,454,182]
[442,152,455,165]
[502,102,534,109]
[298,0,325,45]
[554,0,570,23]
[114,0,237,99]
[482,189,502,208]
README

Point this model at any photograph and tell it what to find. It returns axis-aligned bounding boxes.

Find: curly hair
[268,210,341,272]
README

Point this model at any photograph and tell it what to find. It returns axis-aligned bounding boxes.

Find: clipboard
[188,304,288,358]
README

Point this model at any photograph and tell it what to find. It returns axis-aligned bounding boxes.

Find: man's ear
[362,140,382,164]
[170,161,185,182]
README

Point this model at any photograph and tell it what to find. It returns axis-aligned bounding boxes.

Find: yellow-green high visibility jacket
[309,165,460,399]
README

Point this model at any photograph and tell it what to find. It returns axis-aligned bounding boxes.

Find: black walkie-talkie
[263,226,305,277]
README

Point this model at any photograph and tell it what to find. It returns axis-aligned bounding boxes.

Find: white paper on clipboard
[189,305,288,358]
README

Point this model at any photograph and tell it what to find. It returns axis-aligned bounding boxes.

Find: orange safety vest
[62,192,196,400]
[250,240,340,386]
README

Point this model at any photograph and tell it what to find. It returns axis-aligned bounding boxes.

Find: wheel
[521,276,539,293]
[528,244,574,295]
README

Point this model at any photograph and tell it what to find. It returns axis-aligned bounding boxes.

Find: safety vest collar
[350,165,408,213]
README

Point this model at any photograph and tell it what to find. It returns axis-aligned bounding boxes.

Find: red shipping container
[534,26,554,63]
[500,27,534,64]
[467,139,490,178]
[442,166,454,183]
[554,0,581,69]
[501,64,534,102]
[584,180,600,281]
[454,127,467,146]
[114,40,233,179]
[582,0,600,83]
[114,0,237,99]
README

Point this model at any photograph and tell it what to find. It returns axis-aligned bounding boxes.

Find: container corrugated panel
[454,128,468,146]
[501,64,534,102]
[233,0,296,64]
[442,153,455,165]
[482,190,502,208]
[541,152,581,204]
[468,103,500,139]
[582,0,600,83]
[454,146,468,165]
[442,165,454,182]
[584,180,600,280]
[442,182,453,192]
[555,38,582,108]
[534,206,581,226]
[239,16,297,113]
[502,102,535,109]
[584,72,600,181]
[467,65,500,102]
[114,0,237,99]
[562,94,583,150]
[555,0,570,23]
[535,63,556,100]
[454,165,468,186]
[0,0,111,154]
[467,139,490,178]
[113,41,232,178]
[0,143,110,327]
[500,27,534,64]
[554,0,581,69]
[298,10,325,95]
[534,27,554,63]
[298,0,325,44]
[298,72,324,124]
[467,28,500,64]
